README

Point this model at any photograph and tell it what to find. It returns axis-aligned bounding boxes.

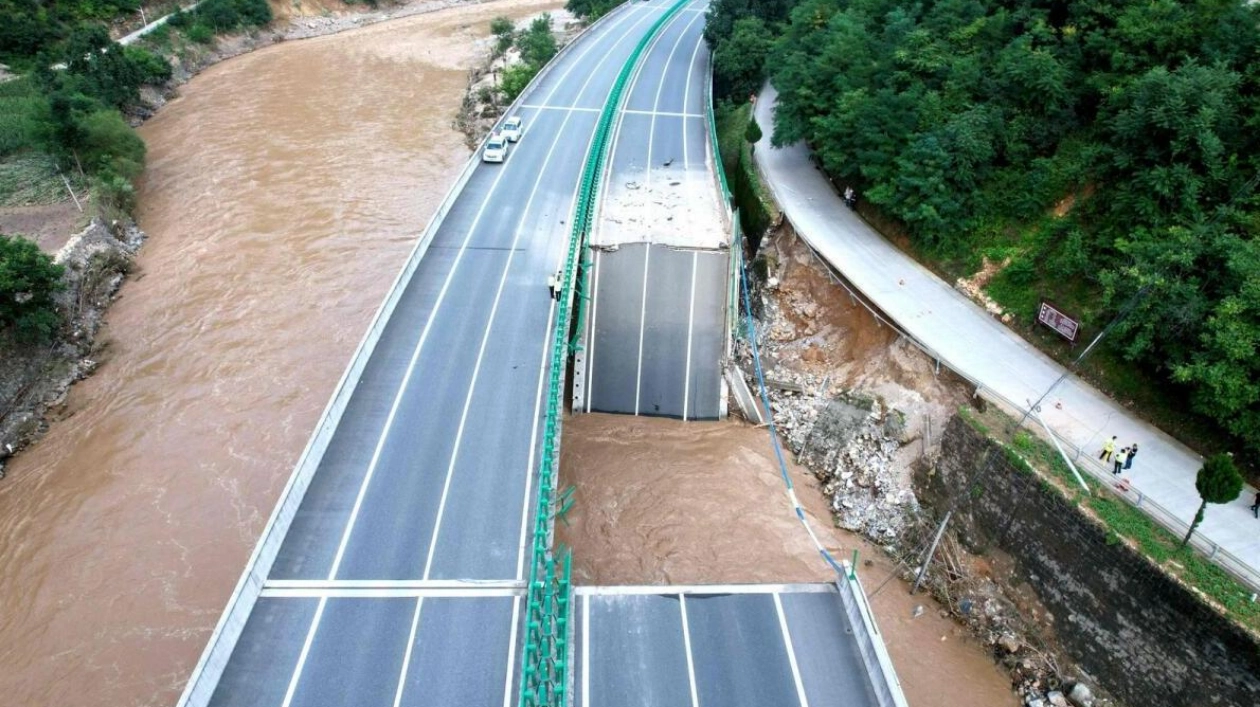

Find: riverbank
[0,2,562,705]
[0,0,513,476]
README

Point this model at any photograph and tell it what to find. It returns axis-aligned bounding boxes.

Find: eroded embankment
[559,222,1016,707]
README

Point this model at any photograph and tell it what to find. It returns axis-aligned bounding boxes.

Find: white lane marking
[265,579,524,590]
[623,109,704,118]
[575,583,837,596]
[515,299,555,580]
[519,104,603,112]
[322,0,651,585]
[421,5,658,578]
[391,597,425,707]
[645,9,704,186]
[262,587,524,599]
[279,9,661,696]
[585,249,603,411]
[633,245,651,415]
[325,124,519,582]
[679,594,702,707]
[683,251,698,420]
[681,22,705,168]
[501,596,521,707]
[603,0,689,175]
[773,593,811,707]
[280,597,327,707]
[582,595,592,707]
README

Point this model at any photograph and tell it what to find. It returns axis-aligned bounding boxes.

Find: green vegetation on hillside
[164,0,273,44]
[0,0,142,65]
[706,0,1260,464]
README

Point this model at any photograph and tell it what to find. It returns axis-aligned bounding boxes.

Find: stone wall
[917,416,1260,707]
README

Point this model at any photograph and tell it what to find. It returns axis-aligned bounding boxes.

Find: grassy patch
[715,101,775,242]
[0,153,83,207]
[962,404,1260,632]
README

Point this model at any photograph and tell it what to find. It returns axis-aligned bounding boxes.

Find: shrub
[0,233,64,341]
[186,23,215,44]
[490,16,515,55]
[92,169,137,214]
[499,64,535,103]
[78,109,145,179]
[123,45,172,85]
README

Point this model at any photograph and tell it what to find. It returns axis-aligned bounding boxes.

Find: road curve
[188,4,683,705]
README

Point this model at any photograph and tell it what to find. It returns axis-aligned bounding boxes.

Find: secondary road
[579,3,728,420]
[753,84,1260,584]
[196,4,684,704]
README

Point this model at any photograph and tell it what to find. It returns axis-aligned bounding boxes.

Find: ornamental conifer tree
[745,116,763,146]
[1182,454,1243,548]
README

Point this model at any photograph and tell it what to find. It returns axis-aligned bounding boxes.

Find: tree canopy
[706,0,1260,459]
[1183,453,1244,546]
[0,234,64,341]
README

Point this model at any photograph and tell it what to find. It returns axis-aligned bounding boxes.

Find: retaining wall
[917,416,1260,707]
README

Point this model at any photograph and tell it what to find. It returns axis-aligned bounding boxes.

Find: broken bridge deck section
[576,6,731,421]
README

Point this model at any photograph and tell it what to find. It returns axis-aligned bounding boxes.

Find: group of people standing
[1099,436,1139,475]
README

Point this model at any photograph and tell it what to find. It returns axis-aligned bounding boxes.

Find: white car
[482,133,508,163]
[501,116,524,143]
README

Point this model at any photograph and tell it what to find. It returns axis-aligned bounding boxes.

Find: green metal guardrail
[706,56,732,206]
[518,2,691,706]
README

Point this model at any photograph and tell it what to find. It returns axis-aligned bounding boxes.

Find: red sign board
[1038,301,1079,342]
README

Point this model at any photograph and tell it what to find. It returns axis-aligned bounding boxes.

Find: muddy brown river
[0,2,557,705]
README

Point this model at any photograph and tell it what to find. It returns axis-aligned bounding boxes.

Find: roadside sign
[1038,301,1079,342]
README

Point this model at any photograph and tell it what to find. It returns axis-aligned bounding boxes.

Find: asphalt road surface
[202,4,686,704]
[580,4,728,420]
[194,5,896,705]
[576,585,880,707]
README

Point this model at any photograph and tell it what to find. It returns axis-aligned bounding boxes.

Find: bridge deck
[576,585,880,707]
[184,3,901,705]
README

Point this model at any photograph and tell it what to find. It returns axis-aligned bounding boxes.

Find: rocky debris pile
[954,256,1013,322]
[1022,682,1098,707]
[735,347,919,542]
[0,220,144,478]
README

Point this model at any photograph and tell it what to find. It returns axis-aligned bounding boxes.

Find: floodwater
[0,2,559,705]
[559,413,1017,707]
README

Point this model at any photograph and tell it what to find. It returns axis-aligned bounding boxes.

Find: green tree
[1182,454,1244,548]
[713,18,772,102]
[517,15,557,69]
[565,0,620,20]
[499,64,534,102]
[0,234,64,341]
[490,16,515,55]
[744,115,763,145]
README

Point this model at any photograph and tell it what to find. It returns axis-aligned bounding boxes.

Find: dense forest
[706,0,1260,458]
